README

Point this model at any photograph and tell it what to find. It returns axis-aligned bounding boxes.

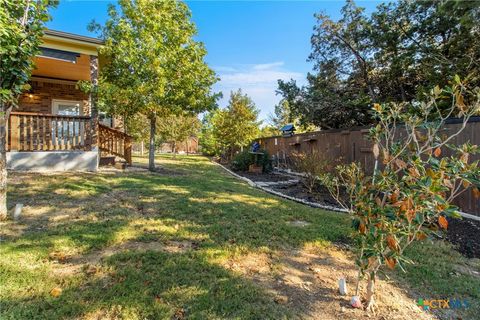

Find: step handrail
[98,123,132,165]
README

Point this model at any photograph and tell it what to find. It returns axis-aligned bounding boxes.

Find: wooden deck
[7,112,132,164]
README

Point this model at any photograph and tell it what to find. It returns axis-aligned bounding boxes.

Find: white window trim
[51,99,83,116]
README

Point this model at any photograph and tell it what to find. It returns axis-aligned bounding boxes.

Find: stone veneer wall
[17,78,90,115]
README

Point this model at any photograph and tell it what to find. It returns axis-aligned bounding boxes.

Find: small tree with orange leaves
[322,78,480,311]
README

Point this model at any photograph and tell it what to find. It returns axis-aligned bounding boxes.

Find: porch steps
[98,124,133,165]
[99,155,128,170]
[99,155,116,166]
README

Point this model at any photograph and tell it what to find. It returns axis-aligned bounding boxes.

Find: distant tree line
[273,0,480,130]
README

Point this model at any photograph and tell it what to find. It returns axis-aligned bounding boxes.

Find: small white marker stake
[338,278,348,295]
[13,204,23,221]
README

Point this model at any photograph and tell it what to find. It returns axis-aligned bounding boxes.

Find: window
[51,100,84,145]
[52,99,83,116]
[99,112,113,127]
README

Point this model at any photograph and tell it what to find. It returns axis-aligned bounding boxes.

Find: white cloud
[252,61,284,70]
[213,66,238,72]
[213,62,305,122]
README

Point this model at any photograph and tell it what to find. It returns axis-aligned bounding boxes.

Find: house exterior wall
[17,78,90,115]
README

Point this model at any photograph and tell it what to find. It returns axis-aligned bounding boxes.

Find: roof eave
[44,29,104,45]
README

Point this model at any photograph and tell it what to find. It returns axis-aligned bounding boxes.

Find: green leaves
[92,0,219,131]
[322,83,480,287]
[0,0,55,109]
[201,90,261,158]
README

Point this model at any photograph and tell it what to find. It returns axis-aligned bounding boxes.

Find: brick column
[90,55,99,150]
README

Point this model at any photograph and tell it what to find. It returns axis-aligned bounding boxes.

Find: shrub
[231,149,272,173]
[321,80,480,311]
[291,151,333,193]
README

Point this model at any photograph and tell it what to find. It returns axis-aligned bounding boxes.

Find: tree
[322,79,480,311]
[157,112,200,157]
[0,0,55,219]
[258,125,279,138]
[89,0,218,171]
[210,90,261,159]
[269,92,317,133]
[200,90,261,159]
[198,112,221,156]
[276,0,480,130]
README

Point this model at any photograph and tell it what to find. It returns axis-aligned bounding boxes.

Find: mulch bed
[233,169,480,259]
[270,182,342,208]
[446,217,480,259]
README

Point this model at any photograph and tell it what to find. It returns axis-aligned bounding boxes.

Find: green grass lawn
[0,155,478,319]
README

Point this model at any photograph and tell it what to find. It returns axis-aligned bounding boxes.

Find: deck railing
[8,112,93,151]
[98,123,132,165]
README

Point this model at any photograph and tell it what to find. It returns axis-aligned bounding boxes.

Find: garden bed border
[213,160,480,222]
[213,161,348,213]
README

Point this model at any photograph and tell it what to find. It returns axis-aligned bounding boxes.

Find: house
[8,29,132,171]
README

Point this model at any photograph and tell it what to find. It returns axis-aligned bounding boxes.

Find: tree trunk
[172,141,177,159]
[0,111,8,220]
[365,271,376,312]
[140,140,144,156]
[148,115,156,171]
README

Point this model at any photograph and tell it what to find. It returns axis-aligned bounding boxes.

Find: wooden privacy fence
[98,123,132,165]
[8,112,93,151]
[258,117,480,216]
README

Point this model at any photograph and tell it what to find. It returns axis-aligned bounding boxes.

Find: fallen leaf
[433,147,442,157]
[274,295,289,305]
[50,287,62,297]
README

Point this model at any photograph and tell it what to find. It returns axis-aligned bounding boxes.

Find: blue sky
[47,0,381,122]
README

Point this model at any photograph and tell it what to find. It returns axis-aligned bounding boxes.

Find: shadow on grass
[1,156,352,318]
[1,249,294,319]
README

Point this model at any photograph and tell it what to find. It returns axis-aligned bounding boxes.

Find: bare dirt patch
[222,247,434,320]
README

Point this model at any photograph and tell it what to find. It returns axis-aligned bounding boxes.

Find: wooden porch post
[90,55,99,151]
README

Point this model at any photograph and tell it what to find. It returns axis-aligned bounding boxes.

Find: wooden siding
[32,54,91,81]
